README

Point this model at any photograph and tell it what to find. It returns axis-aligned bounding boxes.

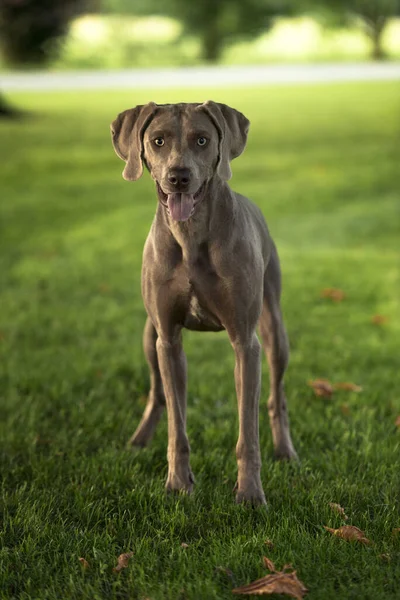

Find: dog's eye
[197,137,207,146]
[154,137,165,147]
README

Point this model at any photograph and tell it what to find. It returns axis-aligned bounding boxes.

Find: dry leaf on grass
[232,557,308,599]
[113,552,134,573]
[324,525,371,545]
[215,566,235,581]
[308,379,333,397]
[392,528,400,536]
[78,557,89,569]
[320,288,345,302]
[181,542,189,548]
[329,503,349,520]
[308,380,362,398]
[395,416,400,429]
[333,382,363,392]
[379,553,391,562]
[371,315,388,325]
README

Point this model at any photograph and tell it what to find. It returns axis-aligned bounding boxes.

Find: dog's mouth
[156,181,206,222]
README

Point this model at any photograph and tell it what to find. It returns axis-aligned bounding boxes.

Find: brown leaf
[181,542,189,548]
[308,379,333,397]
[232,568,308,599]
[379,553,391,562]
[329,503,349,520]
[324,525,371,545]
[333,382,363,393]
[320,288,345,302]
[215,565,235,581]
[371,315,388,326]
[395,416,400,429]
[113,552,134,573]
[34,434,52,446]
[264,539,274,549]
[78,557,89,569]
[392,527,400,536]
[262,556,277,572]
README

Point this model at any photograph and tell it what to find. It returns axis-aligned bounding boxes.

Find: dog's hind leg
[259,247,298,461]
[128,316,165,447]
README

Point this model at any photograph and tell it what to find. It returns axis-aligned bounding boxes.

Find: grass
[0,82,399,599]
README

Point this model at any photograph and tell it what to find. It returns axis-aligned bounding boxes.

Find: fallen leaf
[181,542,189,548]
[320,288,345,302]
[333,382,363,392]
[324,525,371,545]
[371,315,388,325]
[395,416,400,429]
[264,539,274,549]
[232,559,308,599]
[392,528,400,536]
[308,379,333,397]
[379,553,391,562]
[113,552,134,573]
[329,503,349,520]
[78,557,89,569]
[262,556,277,572]
[34,435,52,446]
[215,565,235,581]
[340,404,351,416]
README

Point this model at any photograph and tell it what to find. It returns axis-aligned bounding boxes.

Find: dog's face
[110,102,249,222]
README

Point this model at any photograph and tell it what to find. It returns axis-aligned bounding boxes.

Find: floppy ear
[110,102,157,181]
[201,101,250,181]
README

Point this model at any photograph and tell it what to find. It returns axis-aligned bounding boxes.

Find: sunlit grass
[0,82,399,599]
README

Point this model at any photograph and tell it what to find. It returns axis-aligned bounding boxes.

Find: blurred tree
[103,0,292,62]
[0,0,89,66]
[0,0,90,118]
[305,0,400,60]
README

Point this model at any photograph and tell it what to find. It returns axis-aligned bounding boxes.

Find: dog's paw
[127,431,148,448]
[235,482,267,507]
[165,468,195,495]
[274,443,299,462]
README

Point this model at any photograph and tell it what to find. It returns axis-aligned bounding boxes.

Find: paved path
[2,63,400,91]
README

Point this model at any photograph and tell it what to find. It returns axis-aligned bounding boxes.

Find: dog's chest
[180,243,224,332]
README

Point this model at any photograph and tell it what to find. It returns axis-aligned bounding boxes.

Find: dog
[110,101,297,505]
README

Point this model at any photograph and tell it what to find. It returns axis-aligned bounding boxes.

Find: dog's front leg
[232,333,266,506]
[156,335,194,494]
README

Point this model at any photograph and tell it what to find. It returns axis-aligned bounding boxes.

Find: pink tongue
[167,193,194,221]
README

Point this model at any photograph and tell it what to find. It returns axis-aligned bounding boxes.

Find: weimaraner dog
[110,101,297,505]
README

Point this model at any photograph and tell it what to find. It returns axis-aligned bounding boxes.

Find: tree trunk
[365,17,387,61]
[202,25,224,62]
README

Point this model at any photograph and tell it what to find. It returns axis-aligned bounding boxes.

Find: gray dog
[110,101,297,505]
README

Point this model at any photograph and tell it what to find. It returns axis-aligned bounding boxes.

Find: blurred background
[1,0,400,78]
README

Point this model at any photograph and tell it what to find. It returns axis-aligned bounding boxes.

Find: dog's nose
[167,168,191,188]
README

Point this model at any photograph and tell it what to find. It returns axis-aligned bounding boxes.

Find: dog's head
[110,101,249,221]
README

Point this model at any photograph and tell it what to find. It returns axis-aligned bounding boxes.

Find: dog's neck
[156,176,233,258]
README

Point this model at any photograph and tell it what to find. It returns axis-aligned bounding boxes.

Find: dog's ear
[110,102,157,181]
[201,101,250,181]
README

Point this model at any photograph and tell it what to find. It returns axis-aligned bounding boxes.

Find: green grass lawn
[0,82,399,600]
